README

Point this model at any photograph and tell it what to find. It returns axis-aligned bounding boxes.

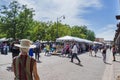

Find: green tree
[0,1,20,39]
[0,1,96,41]
[0,17,6,37]
[59,24,71,37]
[86,30,95,41]
[71,25,86,38]
[17,5,34,39]
[0,1,34,39]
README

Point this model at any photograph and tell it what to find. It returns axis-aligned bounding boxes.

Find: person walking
[34,40,41,62]
[70,43,81,65]
[65,43,70,57]
[12,39,40,80]
[89,45,93,56]
[102,46,107,63]
[112,45,117,61]
[29,48,34,58]
[44,43,50,56]
[11,39,20,58]
[93,45,98,57]
[2,42,8,55]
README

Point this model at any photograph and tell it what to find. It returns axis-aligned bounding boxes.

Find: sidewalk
[102,49,114,80]
[0,50,119,80]
[113,54,120,80]
[102,50,120,80]
[0,51,105,80]
[0,53,12,66]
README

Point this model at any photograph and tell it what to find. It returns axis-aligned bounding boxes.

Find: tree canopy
[0,1,96,41]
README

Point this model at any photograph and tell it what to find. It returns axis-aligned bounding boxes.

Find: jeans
[71,53,80,63]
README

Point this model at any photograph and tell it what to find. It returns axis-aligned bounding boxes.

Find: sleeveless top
[13,55,36,80]
[112,47,116,53]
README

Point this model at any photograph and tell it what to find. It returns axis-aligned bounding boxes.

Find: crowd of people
[0,38,119,80]
[60,41,118,64]
[0,39,118,64]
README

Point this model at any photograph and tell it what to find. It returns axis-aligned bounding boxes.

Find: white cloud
[96,24,117,40]
[15,0,102,26]
[4,0,115,40]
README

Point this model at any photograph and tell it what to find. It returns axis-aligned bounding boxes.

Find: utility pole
[56,15,65,38]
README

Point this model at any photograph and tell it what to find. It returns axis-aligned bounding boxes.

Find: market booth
[52,36,93,55]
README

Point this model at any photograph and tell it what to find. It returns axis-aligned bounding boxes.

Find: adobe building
[95,38,113,46]
[95,38,104,43]
[114,15,120,53]
[104,40,113,46]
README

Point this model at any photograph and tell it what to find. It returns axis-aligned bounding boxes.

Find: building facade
[95,38,104,43]
[114,15,120,53]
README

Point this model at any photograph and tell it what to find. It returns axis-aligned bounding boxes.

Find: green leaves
[0,1,95,41]
[0,1,34,39]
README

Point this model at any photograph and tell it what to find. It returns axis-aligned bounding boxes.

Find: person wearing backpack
[34,40,41,62]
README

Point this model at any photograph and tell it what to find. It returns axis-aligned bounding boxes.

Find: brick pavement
[0,50,120,80]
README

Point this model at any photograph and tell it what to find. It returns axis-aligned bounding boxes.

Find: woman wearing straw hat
[12,39,40,80]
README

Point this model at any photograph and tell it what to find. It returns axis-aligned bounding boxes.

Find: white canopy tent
[0,38,13,42]
[83,39,93,44]
[56,36,75,42]
[0,38,7,42]
[56,35,93,44]
[93,41,103,45]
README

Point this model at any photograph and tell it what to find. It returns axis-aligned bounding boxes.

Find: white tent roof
[56,36,93,44]
[56,36,75,42]
[83,39,93,44]
[0,38,7,42]
[93,41,103,45]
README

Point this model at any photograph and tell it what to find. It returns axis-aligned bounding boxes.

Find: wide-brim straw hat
[14,39,36,48]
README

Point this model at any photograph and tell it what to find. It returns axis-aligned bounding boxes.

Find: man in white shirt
[71,43,81,65]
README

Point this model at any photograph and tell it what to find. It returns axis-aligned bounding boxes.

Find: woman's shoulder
[27,56,36,62]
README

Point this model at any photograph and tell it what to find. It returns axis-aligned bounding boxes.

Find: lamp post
[56,15,65,38]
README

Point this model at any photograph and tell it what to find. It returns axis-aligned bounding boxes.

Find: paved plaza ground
[0,49,118,80]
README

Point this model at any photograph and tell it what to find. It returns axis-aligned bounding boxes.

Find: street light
[56,15,65,38]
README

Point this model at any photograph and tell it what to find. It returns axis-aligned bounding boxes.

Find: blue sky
[0,0,119,40]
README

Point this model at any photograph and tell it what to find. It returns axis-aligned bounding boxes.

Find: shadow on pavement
[70,61,83,67]
[113,60,120,63]
[91,55,102,58]
[6,66,13,72]
[105,62,112,65]
[75,63,84,67]
[36,60,42,63]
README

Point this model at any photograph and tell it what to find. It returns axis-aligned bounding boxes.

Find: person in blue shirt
[29,48,34,57]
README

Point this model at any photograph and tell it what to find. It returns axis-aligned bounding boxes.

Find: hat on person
[14,39,36,48]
